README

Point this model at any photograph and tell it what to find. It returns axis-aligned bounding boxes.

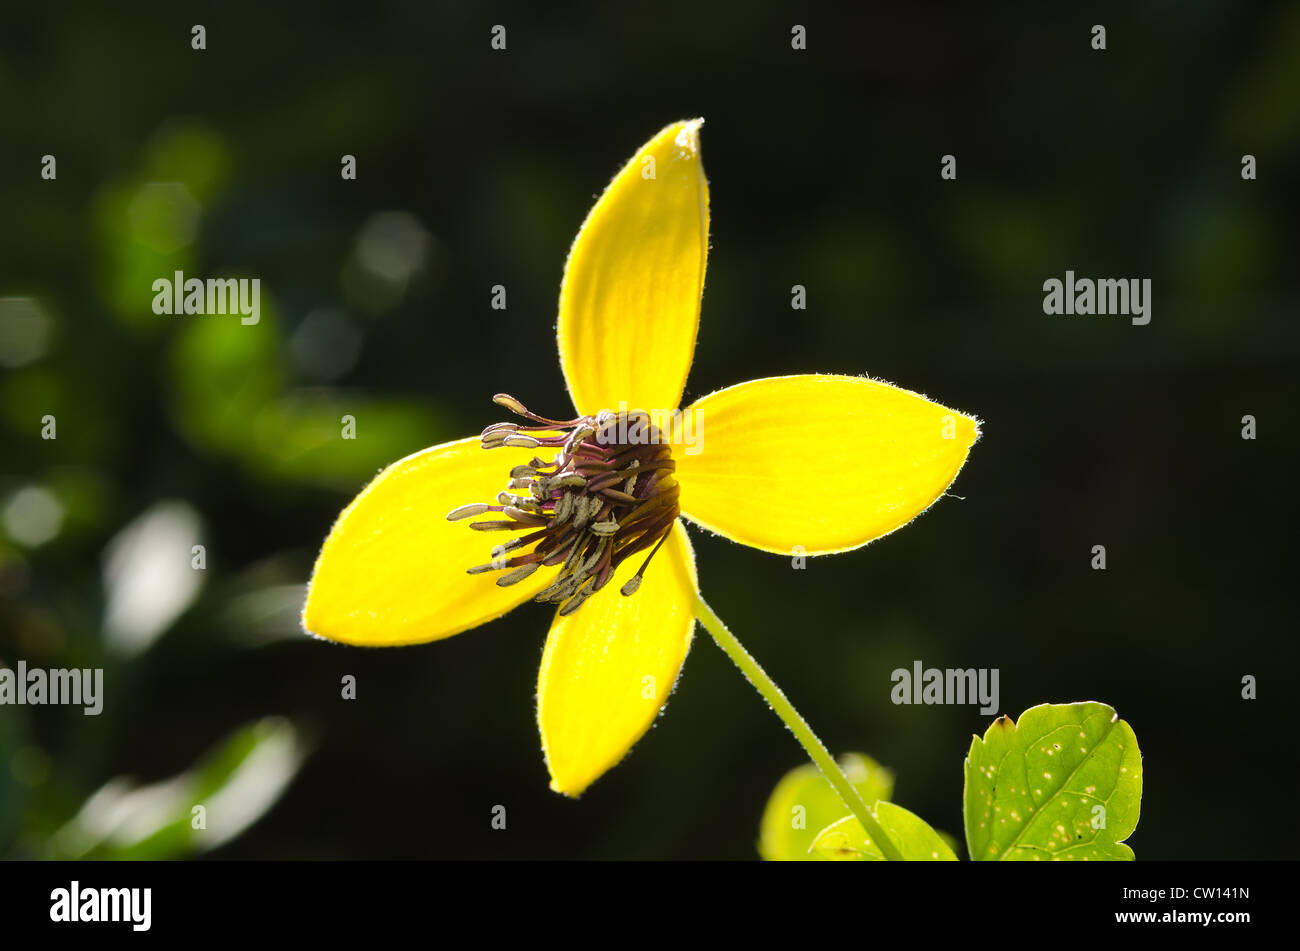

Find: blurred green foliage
[48,718,304,860]
[759,753,894,860]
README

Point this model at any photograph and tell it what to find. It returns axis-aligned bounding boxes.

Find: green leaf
[758,753,893,861]
[811,802,958,861]
[47,717,306,860]
[168,310,440,488]
[963,702,1142,861]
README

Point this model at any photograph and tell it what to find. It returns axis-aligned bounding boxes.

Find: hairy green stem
[693,592,903,862]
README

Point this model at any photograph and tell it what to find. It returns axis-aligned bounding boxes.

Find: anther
[447,503,490,521]
[503,506,547,525]
[553,492,574,523]
[619,529,672,597]
[492,394,530,416]
[579,538,608,575]
[574,494,602,531]
[497,562,541,586]
[566,425,595,450]
[502,434,541,449]
[491,539,525,557]
[558,586,593,616]
[538,575,578,602]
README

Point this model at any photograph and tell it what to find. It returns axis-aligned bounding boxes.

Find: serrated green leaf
[963,702,1142,861]
[758,753,893,861]
[811,802,958,861]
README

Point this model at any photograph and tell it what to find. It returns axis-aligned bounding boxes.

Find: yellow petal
[538,520,698,796]
[303,437,549,646]
[674,374,980,555]
[557,119,709,416]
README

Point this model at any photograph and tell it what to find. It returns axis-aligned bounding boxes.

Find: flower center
[447,394,680,616]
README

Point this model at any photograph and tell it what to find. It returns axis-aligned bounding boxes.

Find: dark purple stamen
[448,394,681,615]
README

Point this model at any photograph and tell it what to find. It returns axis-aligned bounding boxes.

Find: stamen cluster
[447,395,680,616]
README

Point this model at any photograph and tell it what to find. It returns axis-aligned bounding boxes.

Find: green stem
[693,592,904,862]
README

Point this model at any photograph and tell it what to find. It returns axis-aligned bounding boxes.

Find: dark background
[1,2,1297,859]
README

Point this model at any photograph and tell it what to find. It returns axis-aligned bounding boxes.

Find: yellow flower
[302,119,980,797]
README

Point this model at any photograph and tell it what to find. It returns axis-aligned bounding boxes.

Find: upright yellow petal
[303,437,549,646]
[538,520,698,796]
[674,374,979,555]
[557,119,709,417]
